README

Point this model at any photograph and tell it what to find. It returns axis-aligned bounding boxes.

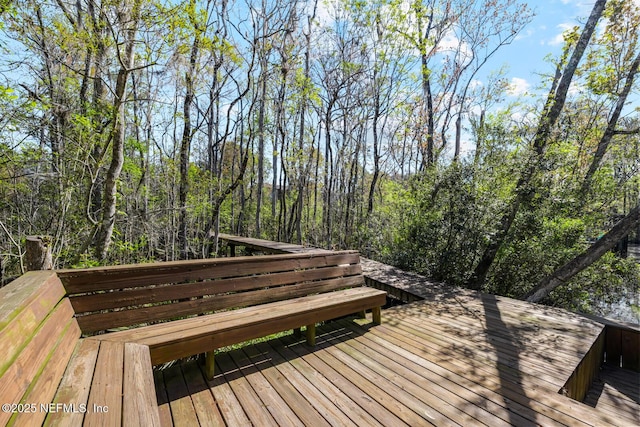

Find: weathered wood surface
[0,271,161,427]
[25,235,53,271]
[217,232,331,255]
[157,303,623,427]
[47,339,161,426]
[584,364,640,426]
[100,287,386,365]
[211,235,640,414]
[0,271,80,427]
[58,251,364,333]
[215,233,457,303]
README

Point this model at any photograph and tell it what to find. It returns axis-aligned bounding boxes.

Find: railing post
[25,235,53,271]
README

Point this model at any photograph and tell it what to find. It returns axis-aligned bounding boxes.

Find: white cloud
[507,77,531,96]
[432,29,474,70]
[313,2,333,28]
[568,80,584,96]
[510,110,537,126]
[515,28,535,41]
[549,22,575,46]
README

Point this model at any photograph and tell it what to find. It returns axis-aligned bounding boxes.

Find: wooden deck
[216,233,331,255]
[209,233,639,425]
[584,365,639,425]
[155,296,625,426]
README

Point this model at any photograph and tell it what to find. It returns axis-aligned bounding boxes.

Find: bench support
[306,324,316,346]
[205,351,215,380]
[372,306,382,325]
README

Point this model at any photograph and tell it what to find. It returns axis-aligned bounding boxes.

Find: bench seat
[98,286,387,378]
[46,339,160,426]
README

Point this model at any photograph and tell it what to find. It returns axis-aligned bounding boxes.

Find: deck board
[153,370,173,427]
[162,365,200,427]
[228,346,304,426]
[180,361,226,426]
[251,340,357,427]
[217,233,331,255]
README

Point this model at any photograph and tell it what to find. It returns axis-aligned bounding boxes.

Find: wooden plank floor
[584,365,639,426]
[155,298,629,427]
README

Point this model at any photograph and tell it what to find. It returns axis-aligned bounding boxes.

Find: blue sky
[500,0,640,99]
[502,0,592,96]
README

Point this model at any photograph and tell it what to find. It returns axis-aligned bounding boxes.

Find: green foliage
[381,163,495,286]
[549,254,640,319]
[0,0,636,324]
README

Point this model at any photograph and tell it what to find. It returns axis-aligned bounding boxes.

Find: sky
[501,0,639,100]
[502,0,591,97]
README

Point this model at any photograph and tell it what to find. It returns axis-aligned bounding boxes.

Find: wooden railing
[562,316,639,402]
[561,328,604,401]
[604,323,640,371]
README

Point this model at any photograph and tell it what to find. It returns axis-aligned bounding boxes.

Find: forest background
[0,0,638,321]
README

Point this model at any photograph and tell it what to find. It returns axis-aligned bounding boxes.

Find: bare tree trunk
[256,72,266,238]
[523,205,640,303]
[178,10,200,259]
[293,2,317,244]
[94,0,141,260]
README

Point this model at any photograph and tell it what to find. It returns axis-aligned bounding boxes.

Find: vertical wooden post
[25,236,53,271]
[205,351,215,380]
[372,306,382,325]
[306,323,316,346]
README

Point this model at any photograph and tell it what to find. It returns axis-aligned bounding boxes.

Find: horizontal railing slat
[76,275,364,333]
[59,251,360,293]
[69,264,362,314]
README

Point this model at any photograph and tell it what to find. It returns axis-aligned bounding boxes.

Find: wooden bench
[0,251,385,425]
[0,271,160,426]
[59,251,386,379]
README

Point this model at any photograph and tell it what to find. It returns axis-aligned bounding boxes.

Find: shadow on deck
[155,299,622,427]
[584,365,640,425]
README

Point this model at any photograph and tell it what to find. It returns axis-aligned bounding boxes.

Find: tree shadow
[481,293,536,426]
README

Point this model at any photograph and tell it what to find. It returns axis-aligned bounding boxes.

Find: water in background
[594,244,640,325]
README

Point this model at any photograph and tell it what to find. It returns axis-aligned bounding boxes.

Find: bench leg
[205,351,215,380]
[293,327,302,337]
[372,306,382,325]
[306,324,316,346]
[358,310,367,319]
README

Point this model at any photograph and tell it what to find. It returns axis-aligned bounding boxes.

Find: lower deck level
[584,364,639,425]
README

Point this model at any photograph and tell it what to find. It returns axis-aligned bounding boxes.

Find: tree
[177,0,205,259]
[468,0,607,289]
[95,0,143,260]
[579,0,640,202]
